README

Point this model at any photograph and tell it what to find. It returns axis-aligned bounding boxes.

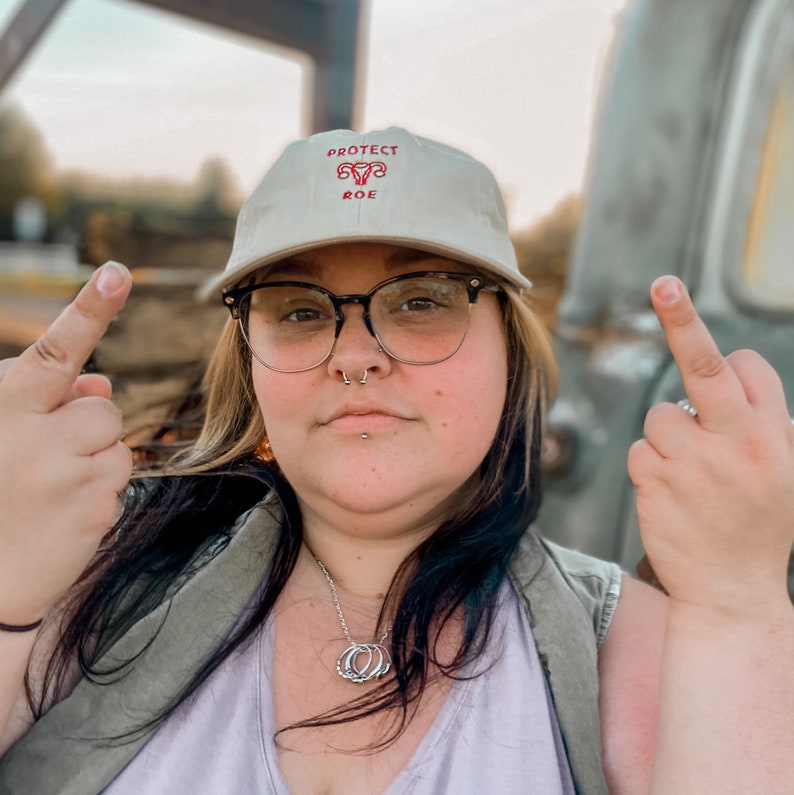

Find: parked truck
[536,0,794,595]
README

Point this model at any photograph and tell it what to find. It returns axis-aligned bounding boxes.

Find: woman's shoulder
[509,531,622,649]
[539,537,622,646]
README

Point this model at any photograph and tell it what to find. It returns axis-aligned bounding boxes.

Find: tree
[195,157,238,216]
[0,104,53,239]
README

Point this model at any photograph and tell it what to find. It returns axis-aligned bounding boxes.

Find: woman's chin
[292,472,446,526]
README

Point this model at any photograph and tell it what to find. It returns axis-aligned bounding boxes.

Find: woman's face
[249,242,508,537]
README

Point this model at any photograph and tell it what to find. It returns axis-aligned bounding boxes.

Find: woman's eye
[281,308,323,323]
[271,293,333,324]
[399,296,439,312]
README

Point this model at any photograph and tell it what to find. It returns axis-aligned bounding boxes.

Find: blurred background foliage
[0,105,54,240]
[0,103,239,268]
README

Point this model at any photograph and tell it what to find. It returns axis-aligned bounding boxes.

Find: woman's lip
[322,402,412,433]
[323,402,407,424]
[324,411,407,433]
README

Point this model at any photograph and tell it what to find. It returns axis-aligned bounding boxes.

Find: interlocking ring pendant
[337,642,392,683]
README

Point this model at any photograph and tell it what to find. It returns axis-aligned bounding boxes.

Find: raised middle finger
[650,276,748,430]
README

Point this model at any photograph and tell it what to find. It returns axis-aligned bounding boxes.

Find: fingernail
[96,261,126,295]
[652,275,685,305]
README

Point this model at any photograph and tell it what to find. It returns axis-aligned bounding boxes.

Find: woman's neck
[297,503,442,600]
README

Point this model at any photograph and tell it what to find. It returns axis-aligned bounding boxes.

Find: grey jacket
[0,499,620,795]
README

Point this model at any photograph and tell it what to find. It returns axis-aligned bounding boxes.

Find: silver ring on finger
[676,398,698,418]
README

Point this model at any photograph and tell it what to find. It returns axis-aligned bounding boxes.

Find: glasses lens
[371,275,471,364]
[243,284,336,371]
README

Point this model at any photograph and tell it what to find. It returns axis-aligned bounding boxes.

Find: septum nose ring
[342,371,367,385]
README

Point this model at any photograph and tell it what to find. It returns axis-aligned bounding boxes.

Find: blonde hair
[168,319,263,473]
[498,287,558,493]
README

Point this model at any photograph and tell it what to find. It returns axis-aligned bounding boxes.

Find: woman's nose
[327,305,390,383]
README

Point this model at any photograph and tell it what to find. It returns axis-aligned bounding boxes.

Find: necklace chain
[312,554,392,683]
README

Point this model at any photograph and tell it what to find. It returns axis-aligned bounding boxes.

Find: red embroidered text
[327,145,399,157]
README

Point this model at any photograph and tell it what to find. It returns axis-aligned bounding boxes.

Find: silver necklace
[312,554,392,684]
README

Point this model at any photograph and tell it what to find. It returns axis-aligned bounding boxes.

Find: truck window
[743,59,794,309]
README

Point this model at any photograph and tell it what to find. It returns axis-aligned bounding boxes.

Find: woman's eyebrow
[385,248,457,269]
[262,256,321,280]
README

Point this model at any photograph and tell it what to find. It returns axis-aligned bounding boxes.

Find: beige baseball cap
[201,127,531,298]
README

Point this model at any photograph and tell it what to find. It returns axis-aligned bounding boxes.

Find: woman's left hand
[628,275,794,616]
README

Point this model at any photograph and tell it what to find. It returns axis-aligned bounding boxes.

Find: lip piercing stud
[342,372,351,385]
[361,433,368,439]
[360,370,368,385]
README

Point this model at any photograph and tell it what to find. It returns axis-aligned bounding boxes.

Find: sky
[0,0,627,232]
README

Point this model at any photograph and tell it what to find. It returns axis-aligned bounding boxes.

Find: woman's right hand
[0,261,133,626]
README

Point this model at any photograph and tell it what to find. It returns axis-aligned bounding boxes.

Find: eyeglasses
[222,271,502,372]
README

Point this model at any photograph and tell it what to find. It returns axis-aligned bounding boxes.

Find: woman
[0,128,792,794]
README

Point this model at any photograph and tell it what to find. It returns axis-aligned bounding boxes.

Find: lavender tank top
[104,581,575,794]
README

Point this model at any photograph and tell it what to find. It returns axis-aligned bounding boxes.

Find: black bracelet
[0,618,43,633]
